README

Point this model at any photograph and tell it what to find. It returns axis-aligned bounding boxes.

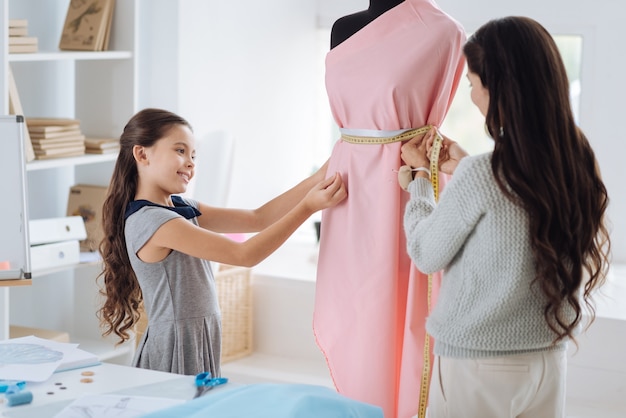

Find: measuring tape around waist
[340,126,434,145]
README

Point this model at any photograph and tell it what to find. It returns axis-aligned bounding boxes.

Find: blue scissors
[194,372,228,398]
[1,381,32,407]
[0,381,25,393]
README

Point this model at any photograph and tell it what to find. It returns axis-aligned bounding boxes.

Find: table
[1,363,198,417]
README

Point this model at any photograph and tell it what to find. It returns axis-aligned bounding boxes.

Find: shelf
[0,278,32,287]
[0,0,137,360]
[30,261,102,279]
[9,50,133,62]
[26,153,118,171]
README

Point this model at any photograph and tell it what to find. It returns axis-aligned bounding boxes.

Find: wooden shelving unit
[0,0,138,363]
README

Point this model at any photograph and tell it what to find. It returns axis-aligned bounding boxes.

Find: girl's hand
[303,172,347,212]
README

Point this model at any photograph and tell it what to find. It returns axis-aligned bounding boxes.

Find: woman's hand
[400,129,431,168]
[401,127,469,176]
[429,133,469,175]
[303,172,347,212]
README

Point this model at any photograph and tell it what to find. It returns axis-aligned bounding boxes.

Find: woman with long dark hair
[401,16,610,416]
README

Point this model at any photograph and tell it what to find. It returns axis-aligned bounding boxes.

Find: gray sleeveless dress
[124,196,221,376]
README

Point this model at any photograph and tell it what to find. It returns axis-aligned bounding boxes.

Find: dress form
[316,1,466,416]
[330,0,404,48]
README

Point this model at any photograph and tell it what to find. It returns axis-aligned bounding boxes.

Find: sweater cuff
[408,177,435,203]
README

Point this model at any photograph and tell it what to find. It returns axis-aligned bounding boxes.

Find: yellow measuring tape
[340,126,433,145]
[418,130,443,418]
[342,126,443,418]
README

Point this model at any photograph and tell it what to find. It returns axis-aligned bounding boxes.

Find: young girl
[400,17,610,417]
[97,108,346,377]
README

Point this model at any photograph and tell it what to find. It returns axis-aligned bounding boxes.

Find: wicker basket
[216,265,253,363]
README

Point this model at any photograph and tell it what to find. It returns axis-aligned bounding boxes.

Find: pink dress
[313,1,466,417]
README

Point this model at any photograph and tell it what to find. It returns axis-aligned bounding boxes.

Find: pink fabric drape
[313,1,466,417]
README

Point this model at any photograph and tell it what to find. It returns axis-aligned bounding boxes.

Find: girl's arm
[138,172,346,267]
[196,160,329,233]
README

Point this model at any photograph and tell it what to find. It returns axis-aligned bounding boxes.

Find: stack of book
[85,137,120,154]
[26,118,86,160]
[9,19,38,53]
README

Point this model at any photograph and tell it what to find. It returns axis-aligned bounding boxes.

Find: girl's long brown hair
[464,17,611,343]
[97,108,192,343]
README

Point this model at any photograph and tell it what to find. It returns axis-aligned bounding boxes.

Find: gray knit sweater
[404,152,569,357]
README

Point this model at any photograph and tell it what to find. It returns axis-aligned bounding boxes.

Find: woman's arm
[403,157,483,273]
[196,160,329,233]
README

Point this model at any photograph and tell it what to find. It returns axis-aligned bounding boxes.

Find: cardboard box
[67,184,108,252]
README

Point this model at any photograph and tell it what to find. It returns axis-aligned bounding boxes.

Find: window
[442,34,583,155]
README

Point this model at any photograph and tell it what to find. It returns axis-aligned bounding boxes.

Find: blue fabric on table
[143,383,384,418]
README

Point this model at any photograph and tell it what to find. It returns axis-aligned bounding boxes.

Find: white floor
[224,243,626,417]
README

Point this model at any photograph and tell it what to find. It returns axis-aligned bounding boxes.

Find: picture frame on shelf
[58,0,116,51]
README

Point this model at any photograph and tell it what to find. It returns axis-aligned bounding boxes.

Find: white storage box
[30,240,80,271]
[29,216,86,245]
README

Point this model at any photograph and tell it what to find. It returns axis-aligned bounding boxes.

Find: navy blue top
[125,195,201,220]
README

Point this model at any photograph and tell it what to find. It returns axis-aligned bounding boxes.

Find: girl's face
[141,124,196,197]
[467,71,489,117]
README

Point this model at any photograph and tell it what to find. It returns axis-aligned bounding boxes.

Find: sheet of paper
[0,335,98,382]
[0,336,64,382]
[53,394,185,418]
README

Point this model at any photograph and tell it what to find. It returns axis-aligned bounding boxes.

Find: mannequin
[314,1,466,417]
[330,0,404,48]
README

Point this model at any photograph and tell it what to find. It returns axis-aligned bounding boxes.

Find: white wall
[138,0,318,214]
[316,0,367,27]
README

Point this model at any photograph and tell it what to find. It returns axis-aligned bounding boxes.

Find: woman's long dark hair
[463,17,610,343]
[97,108,192,344]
